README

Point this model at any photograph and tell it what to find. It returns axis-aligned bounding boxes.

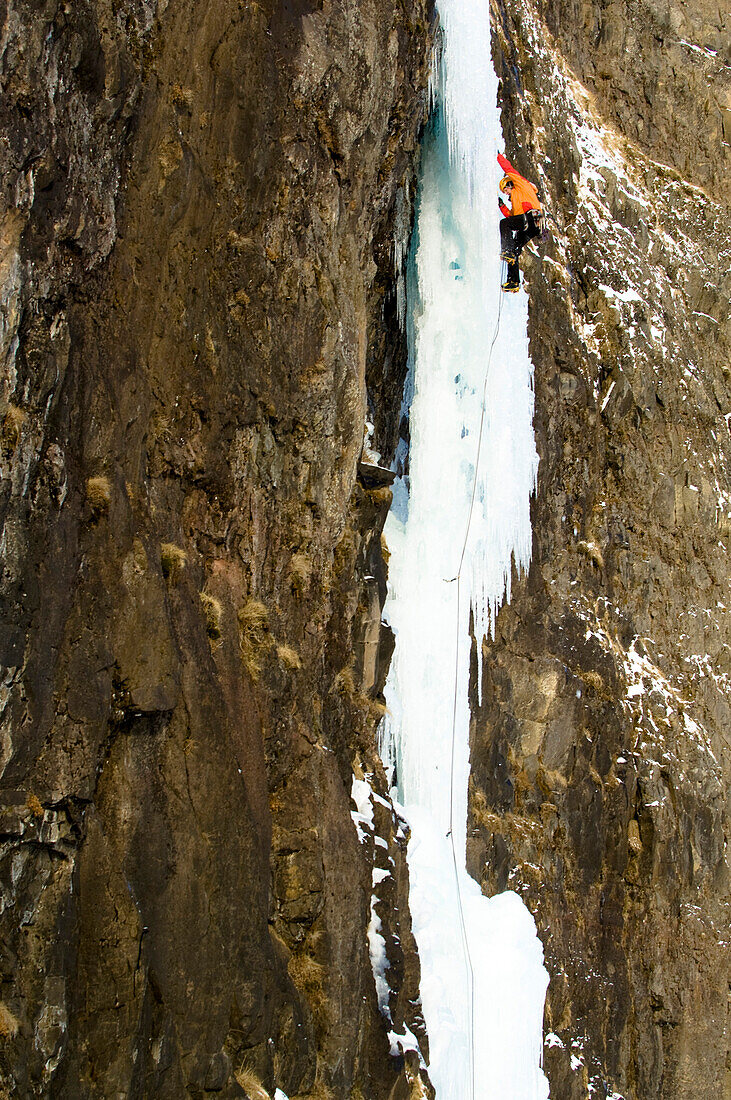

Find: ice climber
[498,152,543,292]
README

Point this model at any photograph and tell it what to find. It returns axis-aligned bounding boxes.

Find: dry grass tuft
[365,697,388,723]
[238,599,269,634]
[288,552,312,598]
[150,411,172,443]
[200,593,222,639]
[332,664,355,698]
[276,643,302,671]
[579,670,608,697]
[238,599,273,680]
[288,951,325,991]
[288,948,334,1039]
[1,405,25,456]
[25,793,44,818]
[227,230,256,254]
[0,1002,19,1039]
[234,1065,270,1100]
[86,476,111,517]
[161,543,187,581]
[352,690,387,725]
[170,82,193,110]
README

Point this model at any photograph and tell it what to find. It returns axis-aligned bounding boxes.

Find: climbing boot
[501,277,520,292]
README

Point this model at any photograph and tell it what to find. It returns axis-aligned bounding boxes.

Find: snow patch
[350,777,375,842]
[367,903,392,1020]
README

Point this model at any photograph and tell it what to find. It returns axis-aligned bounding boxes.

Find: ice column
[380,1,550,1097]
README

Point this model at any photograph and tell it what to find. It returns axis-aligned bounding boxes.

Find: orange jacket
[498,153,542,217]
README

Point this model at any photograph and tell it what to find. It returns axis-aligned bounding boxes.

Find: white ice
[380,0,549,1096]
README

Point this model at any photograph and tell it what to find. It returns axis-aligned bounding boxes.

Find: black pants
[500,211,541,281]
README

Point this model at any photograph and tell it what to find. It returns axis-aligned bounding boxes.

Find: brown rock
[0,0,434,1095]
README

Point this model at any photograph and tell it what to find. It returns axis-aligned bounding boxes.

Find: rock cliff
[0,0,729,1097]
[0,0,433,1095]
[472,1,730,1097]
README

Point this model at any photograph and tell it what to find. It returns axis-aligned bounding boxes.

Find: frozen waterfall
[379,1,550,1097]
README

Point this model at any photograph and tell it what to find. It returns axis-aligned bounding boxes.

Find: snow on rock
[367,902,392,1020]
[350,775,394,1020]
[350,776,375,842]
[350,770,427,1062]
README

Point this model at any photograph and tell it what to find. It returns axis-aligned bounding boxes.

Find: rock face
[0,0,434,1096]
[469,1,730,1098]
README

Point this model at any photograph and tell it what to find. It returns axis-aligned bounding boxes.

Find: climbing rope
[447,276,505,1100]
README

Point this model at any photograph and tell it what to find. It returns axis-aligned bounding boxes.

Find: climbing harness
[446,282,505,1100]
